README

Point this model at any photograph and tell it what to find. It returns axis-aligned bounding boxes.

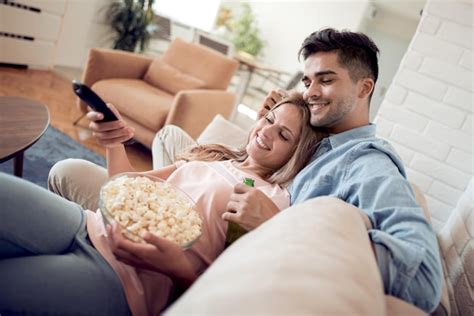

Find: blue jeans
[0,172,131,316]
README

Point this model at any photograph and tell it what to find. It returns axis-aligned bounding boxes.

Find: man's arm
[257,89,289,118]
[342,149,443,313]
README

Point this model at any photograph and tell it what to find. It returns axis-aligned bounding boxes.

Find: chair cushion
[161,38,239,90]
[92,79,174,131]
[143,58,205,94]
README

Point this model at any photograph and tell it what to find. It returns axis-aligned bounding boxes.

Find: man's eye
[265,117,273,124]
[321,79,333,84]
[303,82,310,88]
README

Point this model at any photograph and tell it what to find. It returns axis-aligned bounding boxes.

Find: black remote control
[72,80,118,122]
[72,80,134,145]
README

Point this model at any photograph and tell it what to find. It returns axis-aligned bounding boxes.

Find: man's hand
[86,103,134,148]
[258,89,289,118]
[223,183,280,231]
[108,222,196,283]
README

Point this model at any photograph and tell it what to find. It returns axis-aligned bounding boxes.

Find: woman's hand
[222,183,280,231]
[258,89,289,118]
[87,103,134,148]
[358,210,373,230]
[108,222,197,286]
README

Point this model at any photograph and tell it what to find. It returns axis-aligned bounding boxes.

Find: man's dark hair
[298,28,380,87]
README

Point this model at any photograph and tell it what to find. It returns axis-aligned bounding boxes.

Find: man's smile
[309,101,330,114]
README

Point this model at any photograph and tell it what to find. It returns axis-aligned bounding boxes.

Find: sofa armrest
[165,197,387,315]
[165,89,236,140]
[77,48,154,113]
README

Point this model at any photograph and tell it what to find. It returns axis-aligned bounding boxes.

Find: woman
[0,92,324,315]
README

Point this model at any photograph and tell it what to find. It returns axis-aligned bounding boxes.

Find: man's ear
[358,78,375,99]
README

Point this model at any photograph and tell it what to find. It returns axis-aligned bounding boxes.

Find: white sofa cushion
[165,197,387,315]
[196,114,248,148]
[436,178,474,316]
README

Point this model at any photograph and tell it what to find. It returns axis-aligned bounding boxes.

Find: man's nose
[304,82,321,100]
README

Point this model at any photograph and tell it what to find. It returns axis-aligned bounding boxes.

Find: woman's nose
[261,125,276,138]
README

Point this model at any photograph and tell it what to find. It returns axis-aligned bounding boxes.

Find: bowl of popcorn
[99,173,202,249]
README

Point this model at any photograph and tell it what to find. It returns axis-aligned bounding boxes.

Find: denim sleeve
[342,147,443,313]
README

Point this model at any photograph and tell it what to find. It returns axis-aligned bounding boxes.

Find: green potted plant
[229,3,265,58]
[107,0,155,52]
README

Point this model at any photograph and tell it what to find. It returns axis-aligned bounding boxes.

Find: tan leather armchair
[77,38,239,148]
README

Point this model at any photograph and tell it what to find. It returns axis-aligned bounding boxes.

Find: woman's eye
[280,132,289,141]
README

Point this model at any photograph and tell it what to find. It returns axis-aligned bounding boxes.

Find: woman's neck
[232,159,273,179]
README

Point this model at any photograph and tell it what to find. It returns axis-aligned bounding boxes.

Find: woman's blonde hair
[177,91,326,186]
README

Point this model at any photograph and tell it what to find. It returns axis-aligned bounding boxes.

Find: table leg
[14,152,24,177]
[231,69,254,120]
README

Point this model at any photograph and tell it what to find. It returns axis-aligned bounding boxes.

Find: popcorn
[101,175,202,247]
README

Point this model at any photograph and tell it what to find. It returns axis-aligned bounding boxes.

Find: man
[49,28,442,313]
[223,28,442,313]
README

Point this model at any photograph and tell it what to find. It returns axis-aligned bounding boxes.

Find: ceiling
[371,0,427,21]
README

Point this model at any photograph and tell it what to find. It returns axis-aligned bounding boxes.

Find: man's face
[302,51,365,134]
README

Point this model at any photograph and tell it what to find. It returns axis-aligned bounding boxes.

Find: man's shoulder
[346,137,406,175]
[349,136,398,155]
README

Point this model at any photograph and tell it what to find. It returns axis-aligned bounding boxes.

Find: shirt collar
[327,124,376,149]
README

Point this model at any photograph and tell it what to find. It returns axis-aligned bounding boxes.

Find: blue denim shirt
[288,124,442,313]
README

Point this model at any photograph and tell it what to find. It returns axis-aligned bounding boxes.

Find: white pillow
[197,114,248,148]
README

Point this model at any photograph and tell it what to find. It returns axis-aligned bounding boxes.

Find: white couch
[160,116,473,315]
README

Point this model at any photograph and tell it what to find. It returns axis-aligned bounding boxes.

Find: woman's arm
[107,155,178,181]
[141,164,178,181]
[85,103,135,176]
[106,146,134,177]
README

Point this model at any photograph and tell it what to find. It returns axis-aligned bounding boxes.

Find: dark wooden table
[0,96,50,177]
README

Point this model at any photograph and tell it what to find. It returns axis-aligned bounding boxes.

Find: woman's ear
[358,78,375,99]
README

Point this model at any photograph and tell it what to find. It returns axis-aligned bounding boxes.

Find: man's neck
[325,120,370,135]
[326,103,370,134]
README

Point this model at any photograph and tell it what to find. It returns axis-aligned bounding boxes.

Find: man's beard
[310,96,355,129]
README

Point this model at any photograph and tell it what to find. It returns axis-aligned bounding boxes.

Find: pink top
[86,160,290,315]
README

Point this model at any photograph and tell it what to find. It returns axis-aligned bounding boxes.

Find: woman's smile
[255,134,270,150]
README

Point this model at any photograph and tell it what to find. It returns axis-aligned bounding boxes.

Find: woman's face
[246,103,302,171]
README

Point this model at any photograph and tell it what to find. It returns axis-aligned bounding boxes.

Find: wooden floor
[0,66,152,171]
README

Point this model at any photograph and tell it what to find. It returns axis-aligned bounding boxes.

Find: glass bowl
[99,172,202,249]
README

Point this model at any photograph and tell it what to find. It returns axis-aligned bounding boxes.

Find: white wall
[223,0,370,74]
[361,6,421,120]
[364,27,411,120]
[375,0,473,231]
[55,0,113,68]
[0,0,67,68]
